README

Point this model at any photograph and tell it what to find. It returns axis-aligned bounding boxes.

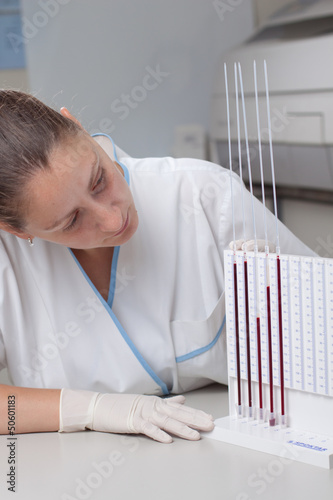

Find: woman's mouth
[114,213,129,236]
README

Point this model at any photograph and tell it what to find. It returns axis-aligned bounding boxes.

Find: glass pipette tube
[238,62,260,420]
[253,60,275,426]
[224,63,242,417]
[234,63,252,418]
[264,61,286,426]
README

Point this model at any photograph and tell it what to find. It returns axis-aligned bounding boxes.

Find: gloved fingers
[151,412,202,441]
[157,400,214,431]
[229,239,276,253]
[137,419,173,444]
[228,239,244,251]
[164,395,186,405]
[243,239,275,253]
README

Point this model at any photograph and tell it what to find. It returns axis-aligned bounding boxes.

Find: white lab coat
[0,135,315,395]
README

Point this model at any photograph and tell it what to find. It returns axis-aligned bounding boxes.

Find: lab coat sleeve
[0,330,6,372]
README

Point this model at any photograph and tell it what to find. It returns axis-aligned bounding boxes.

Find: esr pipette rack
[205,59,333,468]
[205,250,333,469]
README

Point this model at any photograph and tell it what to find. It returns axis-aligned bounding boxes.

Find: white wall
[0,68,29,91]
[21,0,255,157]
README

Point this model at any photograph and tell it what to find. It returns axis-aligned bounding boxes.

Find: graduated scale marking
[225,251,333,400]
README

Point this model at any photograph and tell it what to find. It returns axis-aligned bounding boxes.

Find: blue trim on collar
[68,249,169,395]
[175,316,226,363]
[107,245,120,308]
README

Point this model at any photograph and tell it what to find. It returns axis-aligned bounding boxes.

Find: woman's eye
[93,169,105,191]
[64,212,79,232]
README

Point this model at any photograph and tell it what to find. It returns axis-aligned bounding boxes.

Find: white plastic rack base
[204,416,333,469]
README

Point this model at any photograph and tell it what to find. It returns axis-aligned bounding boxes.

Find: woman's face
[23,133,138,250]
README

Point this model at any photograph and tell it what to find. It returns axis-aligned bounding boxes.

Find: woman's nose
[96,205,123,233]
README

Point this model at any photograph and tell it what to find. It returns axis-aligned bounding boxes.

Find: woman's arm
[0,384,214,442]
[0,384,60,434]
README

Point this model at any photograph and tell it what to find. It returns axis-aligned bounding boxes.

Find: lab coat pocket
[170,294,228,391]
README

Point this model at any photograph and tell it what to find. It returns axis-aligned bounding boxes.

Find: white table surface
[0,383,332,500]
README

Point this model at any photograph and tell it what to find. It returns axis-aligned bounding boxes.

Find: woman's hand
[229,239,275,252]
[59,389,214,443]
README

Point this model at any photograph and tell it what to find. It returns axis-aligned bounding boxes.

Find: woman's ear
[0,222,30,240]
[60,107,84,129]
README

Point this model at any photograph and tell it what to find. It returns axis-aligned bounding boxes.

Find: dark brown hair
[0,90,82,230]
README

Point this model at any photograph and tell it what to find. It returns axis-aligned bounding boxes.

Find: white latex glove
[229,239,275,253]
[59,388,214,443]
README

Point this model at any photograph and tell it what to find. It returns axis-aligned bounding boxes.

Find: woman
[0,91,314,442]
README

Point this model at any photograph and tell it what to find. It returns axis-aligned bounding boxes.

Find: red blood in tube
[277,257,285,417]
[256,316,263,410]
[234,262,241,408]
[266,285,275,425]
[244,260,252,410]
